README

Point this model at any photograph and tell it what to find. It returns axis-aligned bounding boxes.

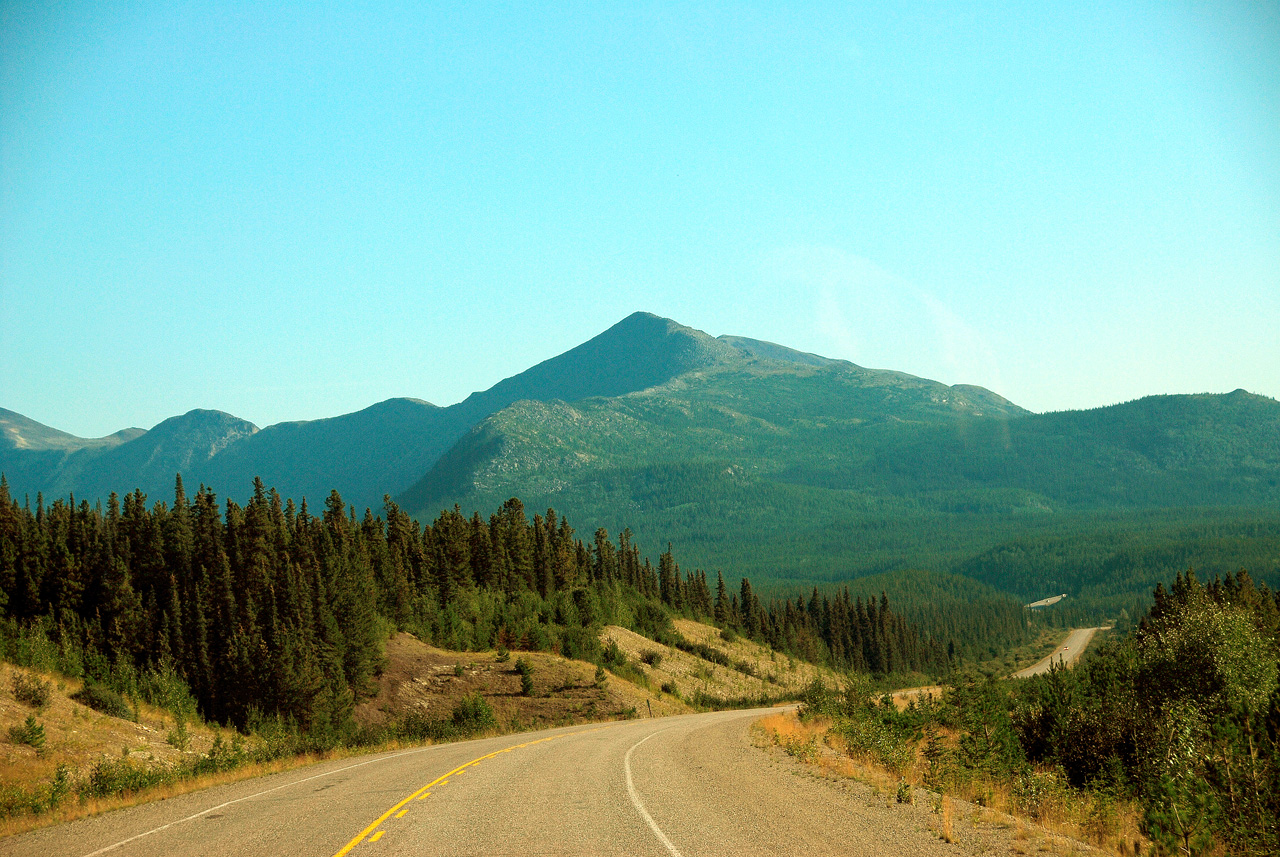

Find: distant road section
[1012,627,1101,678]
[1025,594,1067,609]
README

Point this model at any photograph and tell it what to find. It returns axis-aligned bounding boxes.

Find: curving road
[1012,627,1101,678]
[1,707,977,857]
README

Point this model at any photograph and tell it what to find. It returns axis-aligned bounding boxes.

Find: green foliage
[71,682,133,720]
[514,657,534,696]
[1001,568,1280,855]
[8,714,44,752]
[951,674,1025,778]
[450,693,496,733]
[11,671,50,709]
[638,649,663,667]
[396,694,497,743]
[800,676,923,775]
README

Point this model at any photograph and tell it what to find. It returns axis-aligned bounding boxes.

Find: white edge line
[80,744,440,857]
[623,729,682,857]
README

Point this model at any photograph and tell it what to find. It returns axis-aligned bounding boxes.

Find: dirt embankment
[353,631,687,730]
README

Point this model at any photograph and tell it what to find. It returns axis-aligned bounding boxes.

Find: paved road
[1,707,975,857]
[1012,627,1101,678]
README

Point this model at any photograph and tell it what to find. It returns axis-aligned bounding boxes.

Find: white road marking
[80,744,442,857]
[624,729,683,857]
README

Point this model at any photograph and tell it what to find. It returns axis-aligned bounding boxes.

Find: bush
[514,657,534,696]
[8,715,45,752]
[451,693,496,734]
[559,626,602,663]
[71,682,133,720]
[11,672,51,709]
[639,649,663,668]
[720,628,738,644]
[660,681,679,697]
[601,639,626,668]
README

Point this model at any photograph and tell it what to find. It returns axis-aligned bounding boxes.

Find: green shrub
[601,639,626,668]
[71,682,133,720]
[514,657,534,696]
[451,693,496,734]
[11,672,51,709]
[8,715,45,752]
[639,649,663,668]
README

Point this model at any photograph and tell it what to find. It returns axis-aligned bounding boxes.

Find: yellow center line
[395,809,409,819]
[331,724,620,855]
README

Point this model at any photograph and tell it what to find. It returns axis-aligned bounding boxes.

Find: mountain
[3,312,1278,617]
[194,397,452,510]
[395,352,1032,516]
[394,349,1280,604]
[450,311,742,423]
[0,408,144,453]
[0,313,753,508]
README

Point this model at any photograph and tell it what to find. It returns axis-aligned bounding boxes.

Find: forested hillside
[0,477,1029,740]
[399,362,1280,616]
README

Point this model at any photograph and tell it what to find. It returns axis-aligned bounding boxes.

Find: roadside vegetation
[0,477,996,828]
[763,568,1279,856]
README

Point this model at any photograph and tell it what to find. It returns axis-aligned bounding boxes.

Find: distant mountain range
[5,311,1279,604]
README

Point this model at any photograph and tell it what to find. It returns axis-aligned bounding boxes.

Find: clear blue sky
[3,1,1277,438]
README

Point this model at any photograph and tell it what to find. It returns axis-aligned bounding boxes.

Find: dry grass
[0,663,228,789]
[599,619,844,708]
[755,707,1141,856]
[0,749,334,838]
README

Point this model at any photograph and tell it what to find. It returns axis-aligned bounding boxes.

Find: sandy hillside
[600,618,839,702]
[0,665,225,794]
[354,632,690,730]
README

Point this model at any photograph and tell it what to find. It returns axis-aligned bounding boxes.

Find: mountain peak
[457,312,740,416]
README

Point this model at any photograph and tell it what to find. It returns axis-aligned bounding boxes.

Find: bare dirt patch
[354,632,681,731]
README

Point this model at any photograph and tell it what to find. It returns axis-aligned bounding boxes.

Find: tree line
[1,474,1015,738]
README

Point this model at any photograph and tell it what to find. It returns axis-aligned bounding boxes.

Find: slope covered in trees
[398,365,1280,615]
[0,477,1027,741]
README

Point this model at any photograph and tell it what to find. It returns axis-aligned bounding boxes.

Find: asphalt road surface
[1012,627,1101,678]
[1,707,980,857]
